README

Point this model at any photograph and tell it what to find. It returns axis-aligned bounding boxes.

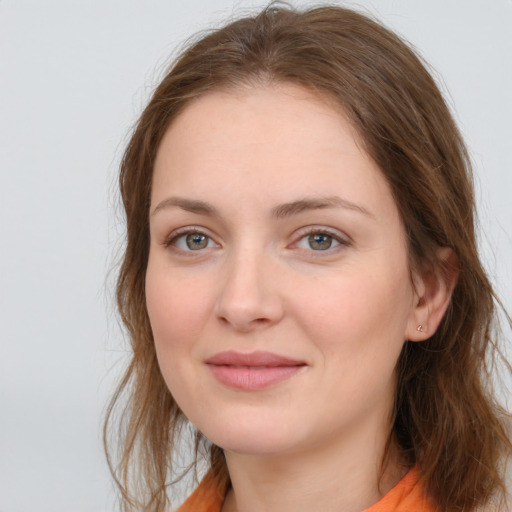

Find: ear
[405,247,459,342]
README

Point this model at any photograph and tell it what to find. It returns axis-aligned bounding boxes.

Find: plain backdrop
[1,1,511,511]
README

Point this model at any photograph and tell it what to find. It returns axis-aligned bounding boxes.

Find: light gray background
[1,1,510,511]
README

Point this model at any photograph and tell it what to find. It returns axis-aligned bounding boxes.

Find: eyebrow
[151,197,220,217]
[151,195,373,219]
[271,196,374,219]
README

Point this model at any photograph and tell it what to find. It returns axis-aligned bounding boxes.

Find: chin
[214,435,298,457]
[198,414,303,457]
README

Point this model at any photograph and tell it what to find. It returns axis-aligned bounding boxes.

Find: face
[146,84,419,457]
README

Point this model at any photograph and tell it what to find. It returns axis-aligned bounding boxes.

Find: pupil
[309,233,332,250]
[186,233,208,250]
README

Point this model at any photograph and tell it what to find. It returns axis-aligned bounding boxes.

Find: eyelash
[292,227,350,253]
[162,227,350,254]
[163,227,218,252]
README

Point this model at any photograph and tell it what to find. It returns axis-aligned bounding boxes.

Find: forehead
[151,83,397,224]
[156,83,365,161]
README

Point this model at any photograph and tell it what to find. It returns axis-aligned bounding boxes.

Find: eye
[165,230,218,251]
[294,229,348,252]
[306,233,336,250]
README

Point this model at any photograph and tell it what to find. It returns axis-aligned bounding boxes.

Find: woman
[104,4,511,511]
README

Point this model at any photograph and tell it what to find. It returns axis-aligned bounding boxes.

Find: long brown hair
[104,4,511,511]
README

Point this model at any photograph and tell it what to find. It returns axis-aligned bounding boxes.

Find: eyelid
[290,226,351,251]
[163,226,220,251]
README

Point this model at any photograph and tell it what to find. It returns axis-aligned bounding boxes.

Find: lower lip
[207,365,305,390]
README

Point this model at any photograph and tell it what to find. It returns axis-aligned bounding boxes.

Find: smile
[205,351,307,391]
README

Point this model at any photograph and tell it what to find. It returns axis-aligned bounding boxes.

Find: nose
[214,249,285,332]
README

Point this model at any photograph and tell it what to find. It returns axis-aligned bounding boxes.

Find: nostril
[217,315,269,330]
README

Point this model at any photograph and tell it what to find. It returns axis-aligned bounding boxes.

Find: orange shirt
[176,467,435,512]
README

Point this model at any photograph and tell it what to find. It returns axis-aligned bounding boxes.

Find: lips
[205,350,307,390]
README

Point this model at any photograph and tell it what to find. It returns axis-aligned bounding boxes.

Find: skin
[146,84,453,512]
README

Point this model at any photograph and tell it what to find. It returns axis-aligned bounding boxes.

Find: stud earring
[417,325,424,332]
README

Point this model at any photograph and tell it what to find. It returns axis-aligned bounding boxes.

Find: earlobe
[406,247,459,342]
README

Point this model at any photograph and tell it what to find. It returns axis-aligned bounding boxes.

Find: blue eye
[295,231,344,251]
[308,233,334,250]
[185,233,209,250]
[169,231,217,251]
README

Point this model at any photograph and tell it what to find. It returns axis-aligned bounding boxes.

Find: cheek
[296,262,414,360]
[145,265,215,413]
[145,266,213,351]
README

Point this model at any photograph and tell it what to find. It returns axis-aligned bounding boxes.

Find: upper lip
[205,350,306,367]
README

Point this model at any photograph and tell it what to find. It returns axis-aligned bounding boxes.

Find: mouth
[205,350,307,391]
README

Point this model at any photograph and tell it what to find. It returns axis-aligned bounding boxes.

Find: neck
[221,425,406,512]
